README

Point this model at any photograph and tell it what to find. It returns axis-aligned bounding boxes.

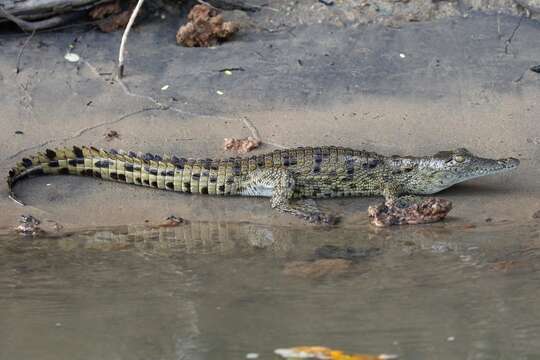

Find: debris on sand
[89,2,122,20]
[159,215,186,227]
[104,129,120,141]
[513,0,540,14]
[275,346,398,360]
[223,136,260,153]
[368,197,452,227]
[89,1,137,33]
[176,4,239,47]
[15,215,42,236]
[64,52,80,62]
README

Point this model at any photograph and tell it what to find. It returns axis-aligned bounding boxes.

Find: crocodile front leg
[262,169,337,225]
[382,182,404,203]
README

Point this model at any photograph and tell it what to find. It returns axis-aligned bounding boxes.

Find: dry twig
[16,29,36,74]
[117,0,145,78]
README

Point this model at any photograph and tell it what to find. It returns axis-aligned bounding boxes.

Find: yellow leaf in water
[274,346,398,360]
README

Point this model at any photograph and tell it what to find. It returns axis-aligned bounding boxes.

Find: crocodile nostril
[499,158,520,167]
[508,158,520,167]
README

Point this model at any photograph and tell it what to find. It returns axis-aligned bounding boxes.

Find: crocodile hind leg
[266,169,337,225]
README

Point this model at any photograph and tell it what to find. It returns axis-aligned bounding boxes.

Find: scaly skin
[7,146,520,224]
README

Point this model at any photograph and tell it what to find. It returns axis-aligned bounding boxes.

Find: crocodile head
[403,148,520,195]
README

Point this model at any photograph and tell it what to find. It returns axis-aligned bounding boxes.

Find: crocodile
[7,146,519,224]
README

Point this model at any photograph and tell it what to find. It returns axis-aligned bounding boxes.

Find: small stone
[432,243,451,253]
[532,210,540,219]
[216,90,224,95]
[447,336,455,342]
[159,215,186,227]
[104,130,120,141]
[15,215,42,236]
[161,85,169,91]
[399,53,406,58]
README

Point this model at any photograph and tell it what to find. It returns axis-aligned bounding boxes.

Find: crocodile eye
[454,155,465,163]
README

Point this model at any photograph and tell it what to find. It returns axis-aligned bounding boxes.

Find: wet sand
[0,13,539,230]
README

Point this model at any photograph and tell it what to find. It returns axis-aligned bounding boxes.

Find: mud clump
[176,5,239,47]
[368,196,452,227]
[14,215,63,236]
[223,136,260,153]
[158,215,187,227]
[104,129,120,141]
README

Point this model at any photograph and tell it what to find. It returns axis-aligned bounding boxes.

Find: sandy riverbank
[0,11,538,230]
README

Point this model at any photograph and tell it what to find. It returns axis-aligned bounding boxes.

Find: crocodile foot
[368,196,452,227]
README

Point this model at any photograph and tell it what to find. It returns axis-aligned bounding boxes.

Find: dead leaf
[274,346,398,360]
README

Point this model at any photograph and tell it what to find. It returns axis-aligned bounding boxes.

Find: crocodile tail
[6,146,204,205]
[7,146,90,204]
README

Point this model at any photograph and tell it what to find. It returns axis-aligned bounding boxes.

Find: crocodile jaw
[411,156,520,195]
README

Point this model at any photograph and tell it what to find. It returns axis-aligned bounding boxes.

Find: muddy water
[1,220,540,360]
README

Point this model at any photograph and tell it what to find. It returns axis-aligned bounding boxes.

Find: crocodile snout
[498,157,520,169]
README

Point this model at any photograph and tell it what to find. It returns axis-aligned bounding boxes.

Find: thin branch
[0,6,36,31]
[117,0,145,79]
[504,13,525,55]
[0,6,86,31]
[4,107,160,162]
[16,29,36,74]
